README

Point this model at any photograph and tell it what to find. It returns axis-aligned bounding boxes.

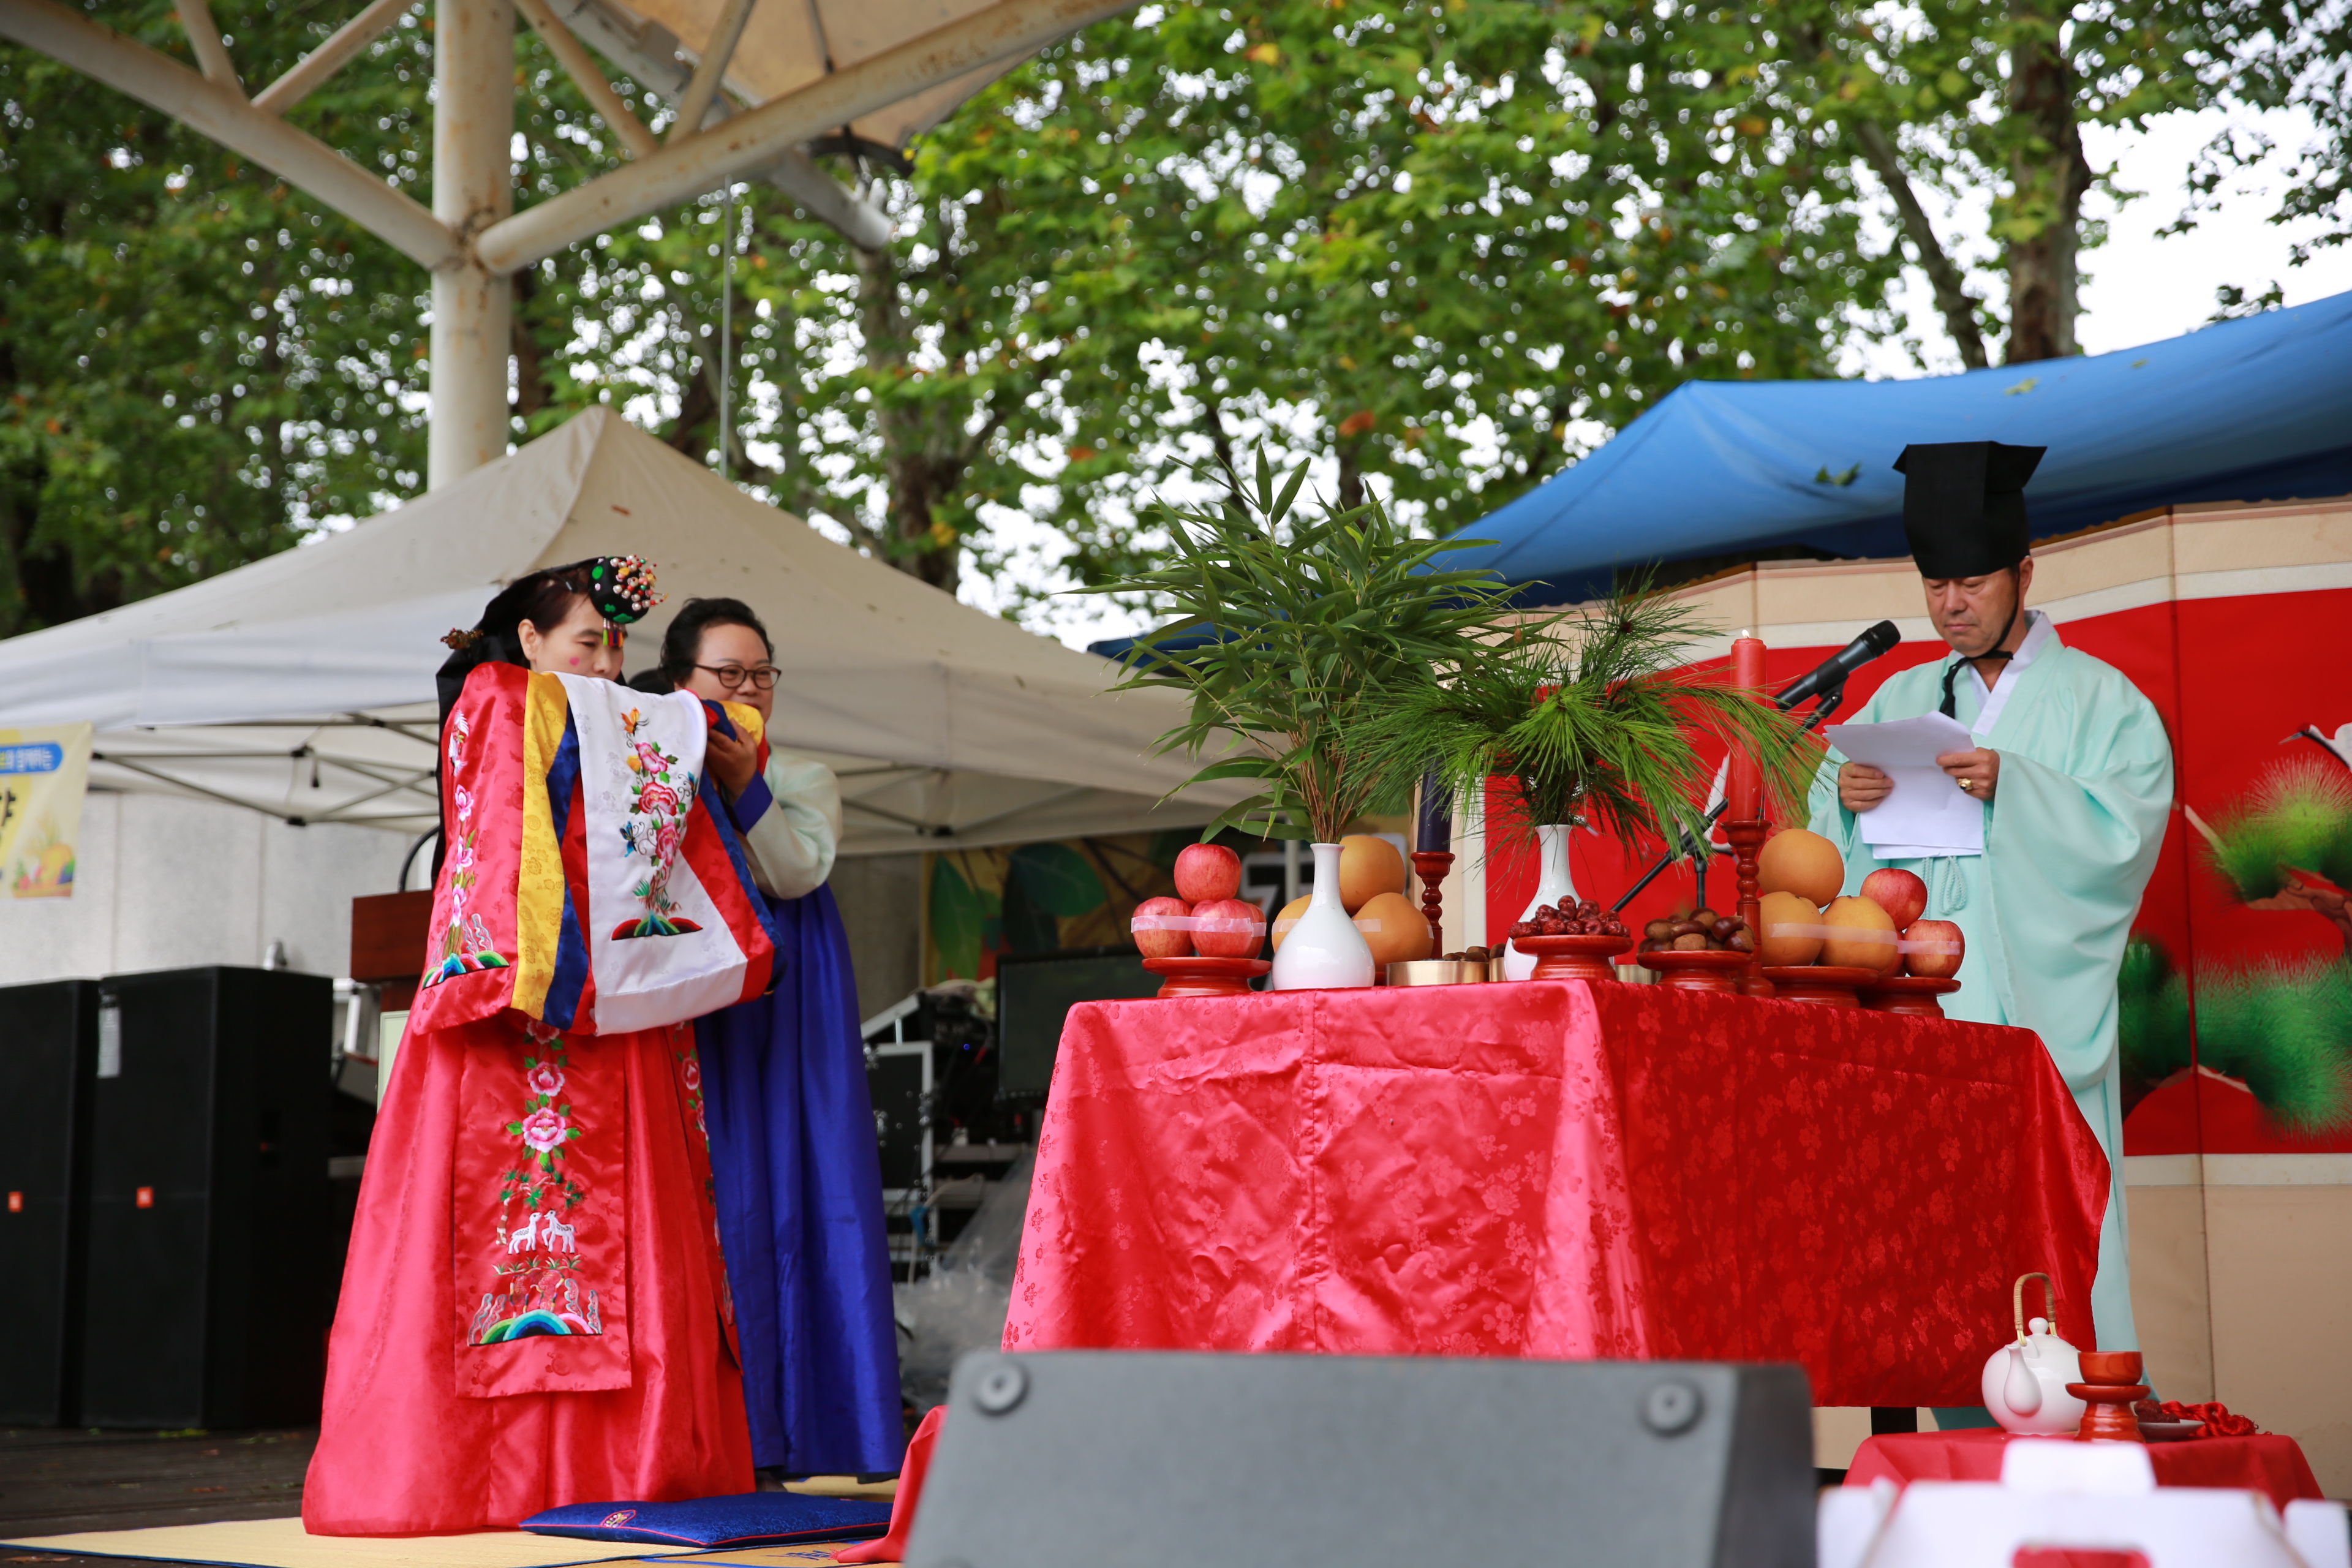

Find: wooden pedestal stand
[1720,819,1774,998]
[2070,1351,2150,1444]
[1411,850,1455,956]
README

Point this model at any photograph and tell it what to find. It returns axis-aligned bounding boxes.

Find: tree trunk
[1850,119,1990,370]
[2003,0,2089,364]
[511,265,554,422]
[1335,442,1365,513]
[858,241,959,595]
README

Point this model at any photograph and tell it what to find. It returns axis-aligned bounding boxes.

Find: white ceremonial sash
[1966,609,2056,740]
[557,676,750,1034]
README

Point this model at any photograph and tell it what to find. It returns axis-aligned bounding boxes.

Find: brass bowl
[1386,959,1488,986]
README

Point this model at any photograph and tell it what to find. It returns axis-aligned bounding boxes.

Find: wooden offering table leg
[1722,818,1774,998]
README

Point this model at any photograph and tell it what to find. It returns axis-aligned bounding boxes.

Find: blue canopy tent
[1090,291,2352,654]
[1432,289,2352,607]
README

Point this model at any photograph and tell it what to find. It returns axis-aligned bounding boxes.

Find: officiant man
[1806,440,2173,1368]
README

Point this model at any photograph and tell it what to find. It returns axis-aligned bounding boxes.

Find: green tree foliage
[15,0,2340,640]
[730,0,1902,607]
[0,1,434,633]
[1761,0,2352,366]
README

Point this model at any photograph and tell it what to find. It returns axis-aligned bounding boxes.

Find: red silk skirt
[303,1014,752,1535]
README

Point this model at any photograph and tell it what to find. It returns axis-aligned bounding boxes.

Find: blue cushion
[522,1491,894,1548]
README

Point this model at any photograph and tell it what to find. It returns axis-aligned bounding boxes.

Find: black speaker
[911,1352,1816,1568]
[78,967,333,1430]
[0,979,100,1425]
[994,947,1164,1098]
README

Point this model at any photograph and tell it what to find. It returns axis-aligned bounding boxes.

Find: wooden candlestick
[2068,1351,2150,1444]
[1722,818,1773,998]
[1411,850,1454,955]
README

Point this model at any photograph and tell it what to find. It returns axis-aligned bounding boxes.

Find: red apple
[1861,867,1928,931]
[1174,842,1243,903]
[1132,895,1194,959]
[1903,918,1965,979]
[1190,898,1266,959]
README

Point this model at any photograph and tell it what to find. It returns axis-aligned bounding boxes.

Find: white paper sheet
[1822,712,1985,856]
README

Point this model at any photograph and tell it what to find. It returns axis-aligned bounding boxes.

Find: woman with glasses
[636,598,902,1479]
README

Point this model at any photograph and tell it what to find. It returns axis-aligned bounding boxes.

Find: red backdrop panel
[1473,590,2352,1157]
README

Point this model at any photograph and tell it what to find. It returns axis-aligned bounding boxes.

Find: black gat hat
[1893,440,2046,578]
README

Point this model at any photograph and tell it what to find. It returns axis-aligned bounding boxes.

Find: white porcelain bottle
[1500,823,1578,982]
[1269,842,1377,990]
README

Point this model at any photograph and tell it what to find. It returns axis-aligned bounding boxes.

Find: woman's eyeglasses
[695,663,781,691]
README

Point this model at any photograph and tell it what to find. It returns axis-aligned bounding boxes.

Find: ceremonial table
[1003,980,2110,1408]
[1847,1430,2326,1512]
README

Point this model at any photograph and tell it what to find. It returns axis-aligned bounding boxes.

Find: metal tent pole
[428,0,515,489]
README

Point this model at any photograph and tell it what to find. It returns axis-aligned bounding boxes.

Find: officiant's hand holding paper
[1937,745,2001,802]
[1820,712,1986,858]
[1839,761,1894,812]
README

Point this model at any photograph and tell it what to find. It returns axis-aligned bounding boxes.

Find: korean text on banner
[1,723,94,898]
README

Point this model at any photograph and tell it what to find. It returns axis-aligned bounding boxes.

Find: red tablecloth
[1847,1430,2326,1511]
[1003,980,2109,1408]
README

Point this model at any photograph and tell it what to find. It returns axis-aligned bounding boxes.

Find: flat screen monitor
[996,946,1164,1098]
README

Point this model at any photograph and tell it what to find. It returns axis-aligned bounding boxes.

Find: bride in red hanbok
[304,559,775,1535]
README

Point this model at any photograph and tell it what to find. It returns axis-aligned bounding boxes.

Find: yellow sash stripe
[513,672,571,1019]
[720,699,766,750]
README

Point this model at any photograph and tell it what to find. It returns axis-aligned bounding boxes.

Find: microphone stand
[1610,682,1848,914]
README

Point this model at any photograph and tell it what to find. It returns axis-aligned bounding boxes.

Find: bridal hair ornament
[586,555,662,625]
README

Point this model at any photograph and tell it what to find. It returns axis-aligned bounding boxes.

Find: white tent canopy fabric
[0,409,1231,854]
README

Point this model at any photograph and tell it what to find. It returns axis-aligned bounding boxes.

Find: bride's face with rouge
[519,594,625,681]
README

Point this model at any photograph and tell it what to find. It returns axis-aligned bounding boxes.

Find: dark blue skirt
[696,883,902,1471]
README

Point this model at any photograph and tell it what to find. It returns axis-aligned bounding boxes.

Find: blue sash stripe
[542,717,591,1030]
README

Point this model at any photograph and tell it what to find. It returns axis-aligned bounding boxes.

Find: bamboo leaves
[1098,454,1507,845]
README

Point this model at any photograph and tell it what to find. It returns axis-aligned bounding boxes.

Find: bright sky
[981,103,2351,653]
[1862,104,2352,375]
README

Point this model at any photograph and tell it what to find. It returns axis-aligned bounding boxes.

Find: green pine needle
[2119,937,2352,1133]
[2203,758,2352,900]
[1352,583,1822,855]
[2117,937,2194,1086]
[2191,959,2352,1132]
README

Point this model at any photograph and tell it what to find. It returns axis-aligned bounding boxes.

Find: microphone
[1771,620,1901,710]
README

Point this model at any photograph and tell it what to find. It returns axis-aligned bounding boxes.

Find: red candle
[1729,635,1766,821]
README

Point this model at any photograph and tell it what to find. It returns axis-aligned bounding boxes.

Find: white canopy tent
[0,409,1233,854]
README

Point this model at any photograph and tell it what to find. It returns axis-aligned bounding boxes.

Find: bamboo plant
[1354,585,1822,855]
[1095,452,1509,845]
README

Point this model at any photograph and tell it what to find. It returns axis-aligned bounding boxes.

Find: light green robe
[1806,622,2173,1352]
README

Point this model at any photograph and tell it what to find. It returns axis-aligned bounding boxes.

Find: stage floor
[1,1426,317,1564]
[0,1428,894,1568]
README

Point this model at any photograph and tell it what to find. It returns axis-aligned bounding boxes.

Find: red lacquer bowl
[1860,974,1962,1018]
[1515,933,1632,982]
[1140,956,1272,998]
[1758,965,1887,1008]
[1629,948,1754,995]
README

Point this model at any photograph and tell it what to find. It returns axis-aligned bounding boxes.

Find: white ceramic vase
[1500,823,1579,982]
[1269,842,1377,991]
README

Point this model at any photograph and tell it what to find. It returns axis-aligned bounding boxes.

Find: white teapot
[1980,1272,2086,1436]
